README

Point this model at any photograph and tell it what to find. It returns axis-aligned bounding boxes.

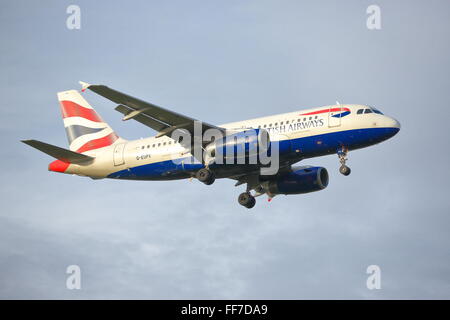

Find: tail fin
[57,90,119,153]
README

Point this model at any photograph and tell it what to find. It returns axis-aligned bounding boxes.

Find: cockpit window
[371,107,383,114]
[357,107,383,115]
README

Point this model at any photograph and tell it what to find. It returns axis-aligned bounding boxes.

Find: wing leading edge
[79,82,225,140]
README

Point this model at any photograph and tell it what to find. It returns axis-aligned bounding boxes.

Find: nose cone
[381,117,400,140]
[390,117,401,130]
[388,117,401,135]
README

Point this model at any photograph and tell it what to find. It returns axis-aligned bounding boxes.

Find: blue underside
[107,127,399,180]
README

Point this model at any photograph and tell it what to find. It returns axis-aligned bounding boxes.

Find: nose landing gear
[338,148,351,176]
[339,164,351,176]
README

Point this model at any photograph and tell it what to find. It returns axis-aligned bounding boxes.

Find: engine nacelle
[205,129,270,164]
[267,166,329,195]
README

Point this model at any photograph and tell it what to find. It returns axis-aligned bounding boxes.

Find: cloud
[0,0,449,299]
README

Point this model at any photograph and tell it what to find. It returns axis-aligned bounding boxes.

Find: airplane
[22,82,400,209]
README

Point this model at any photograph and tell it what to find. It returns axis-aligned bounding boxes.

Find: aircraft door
[328,105,342,128]
[113,143,126,166]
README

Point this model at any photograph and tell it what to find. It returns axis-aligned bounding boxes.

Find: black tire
[238,192,255,208]
[196,168,215,185]
[245,197,256,209]
[204,175,215,185]
[339,165,351,176]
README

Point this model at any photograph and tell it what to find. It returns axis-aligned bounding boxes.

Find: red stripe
[300,107,350,116]
[48,133,118,172]
[60,100,103,122]
[76,132,119,153]
[48,160,70,173]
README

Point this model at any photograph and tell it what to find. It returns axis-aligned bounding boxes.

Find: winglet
[79,81,91,92]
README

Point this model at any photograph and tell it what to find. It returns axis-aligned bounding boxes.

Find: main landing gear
[238,192,256,209]
[338,147,351,176]
[196,168,215,185]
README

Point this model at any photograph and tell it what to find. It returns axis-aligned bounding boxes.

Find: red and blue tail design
[57,90,119,153]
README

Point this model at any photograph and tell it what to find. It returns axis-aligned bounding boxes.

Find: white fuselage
[62,104,400,179]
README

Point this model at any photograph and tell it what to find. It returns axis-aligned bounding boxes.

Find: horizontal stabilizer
[21,139,95,164]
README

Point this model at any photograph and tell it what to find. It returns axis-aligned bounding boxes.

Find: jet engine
[205,128,271,165]
[266,166,329,195]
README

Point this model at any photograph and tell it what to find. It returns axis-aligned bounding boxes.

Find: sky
[1,0,449,299]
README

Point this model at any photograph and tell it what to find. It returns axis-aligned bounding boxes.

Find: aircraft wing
[80,82,225,140]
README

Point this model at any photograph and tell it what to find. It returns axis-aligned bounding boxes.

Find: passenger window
[269,123,272,127]
[303,118,306,121]
[152,144,155,147]
[275,122,278,126]
[309,117,312,120]
[364,109,373,114]
[141,146,144,149]
[297,119,301,122]
[357,109,364,114]
[315,116,318,119]
[280,121,284,125]
[158,143,161,147]
[263,124,267,128]
[286,120,289,124]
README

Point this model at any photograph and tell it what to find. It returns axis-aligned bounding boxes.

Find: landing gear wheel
[339,165,351,176]
[196,168,215,185]
[337,147,351,176]
[246,197,256,209]
[238,192,256,209]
